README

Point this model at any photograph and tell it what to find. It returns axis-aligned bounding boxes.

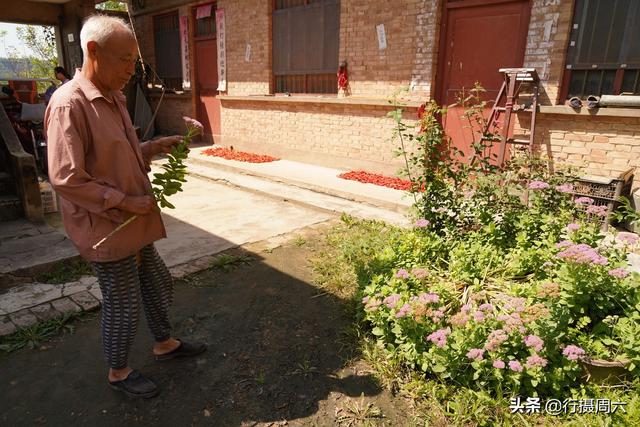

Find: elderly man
[45,15,205,399]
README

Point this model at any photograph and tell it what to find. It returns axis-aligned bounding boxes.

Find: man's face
[91,31,137,92]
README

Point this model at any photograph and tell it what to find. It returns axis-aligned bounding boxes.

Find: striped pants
[91,244,173,369]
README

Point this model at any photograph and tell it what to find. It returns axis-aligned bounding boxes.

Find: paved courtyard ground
[0,231,411,426]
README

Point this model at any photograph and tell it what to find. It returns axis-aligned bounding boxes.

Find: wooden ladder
[475,68,553,172]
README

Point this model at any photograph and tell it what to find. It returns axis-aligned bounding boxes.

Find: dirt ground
[0,233,412,426]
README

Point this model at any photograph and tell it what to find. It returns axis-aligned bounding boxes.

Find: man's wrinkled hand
[152,135,183,155]
[118,195,156,215]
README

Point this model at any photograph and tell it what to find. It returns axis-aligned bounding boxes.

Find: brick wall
[516,111,640,187]
[523,0,574,105]
[339,0,440,101]
[219,100,418,174]
[218,0,271,96]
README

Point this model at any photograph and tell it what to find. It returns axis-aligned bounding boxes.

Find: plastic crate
[573,168,634,225]
[39,181,58,213]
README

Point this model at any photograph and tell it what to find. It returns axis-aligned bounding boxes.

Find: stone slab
[69,291,100,311]
[9,309,37,328]
[0,315,16,335]
[50,298,81,314]
[30,303,62,322]
[0,283,64,315]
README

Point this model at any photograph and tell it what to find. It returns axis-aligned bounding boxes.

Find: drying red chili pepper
[202,147,279,163]
[338,170,413,191]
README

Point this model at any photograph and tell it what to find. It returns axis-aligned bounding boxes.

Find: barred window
[564,0,640,98]
[272,0,340,94]
[153,11,182,91]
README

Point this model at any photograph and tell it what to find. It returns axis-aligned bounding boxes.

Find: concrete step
[0,220,79,291]
[175,160,411,227]
[186,147,413,214]
[0,194,22,222]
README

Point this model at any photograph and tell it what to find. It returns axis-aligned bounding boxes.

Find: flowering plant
[93,116,203,249]
[354,92,640,396]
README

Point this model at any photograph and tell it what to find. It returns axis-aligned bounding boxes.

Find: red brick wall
[338,0,440,101]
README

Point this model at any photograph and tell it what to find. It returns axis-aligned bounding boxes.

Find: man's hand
[117,195,156,215]
[152,135,183,155]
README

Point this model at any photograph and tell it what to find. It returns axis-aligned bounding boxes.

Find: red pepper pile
[202,147,279,163]
[338,170,413,191]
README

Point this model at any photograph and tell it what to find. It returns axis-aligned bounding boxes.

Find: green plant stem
[92,214,138,250]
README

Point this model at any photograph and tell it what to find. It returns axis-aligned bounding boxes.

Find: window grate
[272,0,340,94]
[153,11,182,91]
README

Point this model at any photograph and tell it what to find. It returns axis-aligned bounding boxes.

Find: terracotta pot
[580,358,631,385]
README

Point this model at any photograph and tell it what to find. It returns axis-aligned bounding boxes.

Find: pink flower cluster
[509,360,523,372]
[575,196,594,205]
[617,232,639,245]
[466,348,485,361]
[585,204,608,217]
[556,242,608,265]
[473,311,485,322]
[555,183,574,193]
[485,329,508,351]
[395,269,410,279]
[427,328,450,348]
[524,335,544,352]
[565,223,581,232]
[608,267,629,279]
[383,294,401,309]
[478,303,495,312]
[525,355,548,369]
[418,292,439,304]
[411,268,430,279]
[431,308,445,322]
[363,297,382,311]
[492,360,506,369]
[414,218,430,228]
[562,345,585,361]
[183,116,204,131]
[395,303,412,318]
[528,180,550,190]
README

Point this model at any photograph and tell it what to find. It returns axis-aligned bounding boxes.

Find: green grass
[311,216,640,426]
[35,258,94,284]
[0,311,90,354]
[208,253,253,272]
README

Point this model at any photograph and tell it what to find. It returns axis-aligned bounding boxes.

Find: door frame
[191,2,219,143]
[434,0,532,105]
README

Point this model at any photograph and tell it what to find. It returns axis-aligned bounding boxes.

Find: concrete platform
[187,146,414,214]
[0,220,78,284]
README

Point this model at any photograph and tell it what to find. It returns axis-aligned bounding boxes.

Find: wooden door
[436,0,531,160]
[193,4,221,144]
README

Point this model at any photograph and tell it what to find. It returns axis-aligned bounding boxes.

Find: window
[153,11,182,91]
[564,0,640,99]
[272,0,340,94]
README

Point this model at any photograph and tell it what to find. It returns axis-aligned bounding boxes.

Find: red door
[193,4,221,144]
[436,0,531,160]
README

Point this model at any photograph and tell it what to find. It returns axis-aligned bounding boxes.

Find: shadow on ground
[0,228,406,426]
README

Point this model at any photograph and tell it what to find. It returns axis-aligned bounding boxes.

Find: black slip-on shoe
[154,339,207,361]
[108,369,159,399]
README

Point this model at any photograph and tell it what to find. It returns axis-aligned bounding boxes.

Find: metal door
[193,3,221,143]
[436,0,531,160]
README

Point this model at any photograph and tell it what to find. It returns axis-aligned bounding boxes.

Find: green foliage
[208,253,253,272]
[95,1,128,11]
[151,120,202,209]
[316,89,640,422]
[34,258,93,284]
[0,311,85,353]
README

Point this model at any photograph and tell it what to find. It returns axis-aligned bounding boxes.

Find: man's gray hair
[80,15,134,60]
